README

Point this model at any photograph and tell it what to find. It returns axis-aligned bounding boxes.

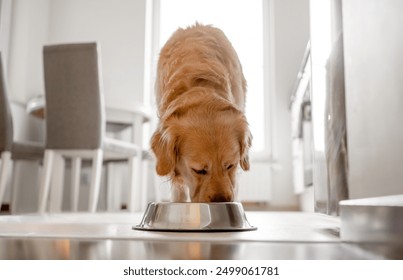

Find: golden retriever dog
[151,23,252,202]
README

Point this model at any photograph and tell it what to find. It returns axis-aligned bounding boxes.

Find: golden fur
[151,24,252,202]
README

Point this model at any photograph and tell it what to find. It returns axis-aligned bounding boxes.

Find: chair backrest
[0,52,13,152]
[43,43,105,149]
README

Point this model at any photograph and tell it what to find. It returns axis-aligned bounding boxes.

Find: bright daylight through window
[158,0,265,153]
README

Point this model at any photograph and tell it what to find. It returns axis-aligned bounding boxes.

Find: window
[154,0,269,155]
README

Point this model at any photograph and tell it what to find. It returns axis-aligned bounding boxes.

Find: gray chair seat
[11,141,44,160]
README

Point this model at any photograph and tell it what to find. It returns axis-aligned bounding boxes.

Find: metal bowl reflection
[134,202,257,232]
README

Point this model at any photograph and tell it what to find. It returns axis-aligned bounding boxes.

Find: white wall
[7,0,49,103]
[269,0,310,209]
[0,0,12,67]
[7,0,148,109]
[47,0,147,108]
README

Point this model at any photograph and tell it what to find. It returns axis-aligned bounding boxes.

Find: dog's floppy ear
[150,126,178,176]
[239,122,252,171]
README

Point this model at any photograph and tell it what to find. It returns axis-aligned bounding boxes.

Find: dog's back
[152,24,251,202]
[156,23,247,115]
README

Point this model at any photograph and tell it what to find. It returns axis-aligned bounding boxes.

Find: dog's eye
[192,168,207,175]
[226,164,234,170]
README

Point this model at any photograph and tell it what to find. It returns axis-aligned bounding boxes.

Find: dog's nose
[209,194,233,202]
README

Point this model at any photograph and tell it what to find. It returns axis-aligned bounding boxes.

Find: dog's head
[151,93,252,202]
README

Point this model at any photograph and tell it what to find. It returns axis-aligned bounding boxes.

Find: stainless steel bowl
[134,202,257,232]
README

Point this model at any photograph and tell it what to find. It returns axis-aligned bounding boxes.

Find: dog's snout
[209,194,233,202]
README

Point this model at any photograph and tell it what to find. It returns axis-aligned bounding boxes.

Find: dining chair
[39,42,144,213]
[0,52,44,212]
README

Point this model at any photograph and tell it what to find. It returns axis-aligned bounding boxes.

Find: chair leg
[141,157,149,211]
[10,161,20,214]
[127,148,142,212]
[38,150,55,213]
[49,153,65,212]
[0,151,12,209]
[71,157,82,211]
[153,165,163,203]
[105,162,121,211]
[88,149,103,212]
